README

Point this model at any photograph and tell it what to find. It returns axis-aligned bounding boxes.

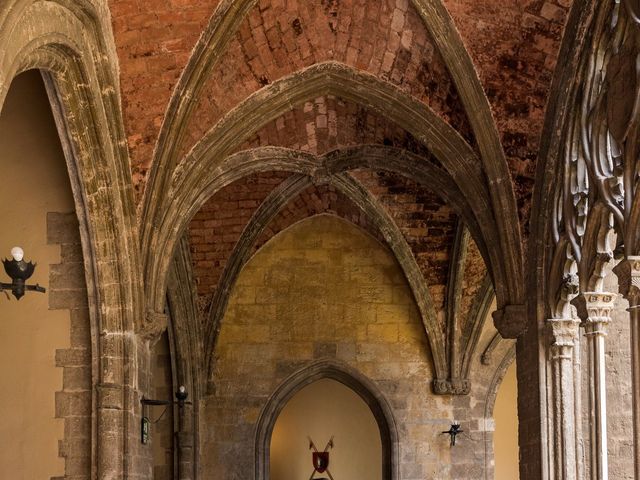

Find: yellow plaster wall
[270,378,382,480]
[494,361,519,479]
[0,71,74,478]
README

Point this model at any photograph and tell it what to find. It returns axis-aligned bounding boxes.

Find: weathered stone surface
[203,215,504,479]
[0,0,593,478]
[49,210,93,479]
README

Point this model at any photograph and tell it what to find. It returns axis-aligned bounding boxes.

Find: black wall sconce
[140,386,190,444]
[442,422,463,446]
[0,247,45,300]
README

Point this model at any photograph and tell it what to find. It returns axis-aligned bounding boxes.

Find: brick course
[443,0,571,230]
[108,0,223,199]
[175,0,470,173]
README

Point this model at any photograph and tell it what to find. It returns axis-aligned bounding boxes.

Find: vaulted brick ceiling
[106,0,572,387]
[109,0,570,226]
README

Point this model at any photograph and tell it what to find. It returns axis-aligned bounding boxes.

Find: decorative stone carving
[492,304,526,338]
[140,310,169,344]
[432,378,471,396]
[480,333,502,365]
[548,317,580,348]
[613,257,640,302]
[579,292,616,328]
[571,292,615,326]
[547,317,581,480]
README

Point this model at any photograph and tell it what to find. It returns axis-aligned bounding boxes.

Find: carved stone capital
[572,292,616,334]
[613,256,640,306]
[432,378,471,395]
[550,273,580,319]
[492,304,527,338]
[140,310,168,344]
[547,317,581,347]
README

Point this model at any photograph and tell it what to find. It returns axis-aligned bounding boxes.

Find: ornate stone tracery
[542,1,640,478]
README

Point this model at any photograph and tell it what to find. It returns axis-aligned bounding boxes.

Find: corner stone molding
[492,304,527,338]
[613,256,640,303]
[432,378,471,395]
[613,256,640,479]
[140,310,169,343]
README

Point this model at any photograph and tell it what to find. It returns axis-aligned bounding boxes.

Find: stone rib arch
[255,359,400,480]
[168,235,204,395]
[142,1,522,305]
[330,174,446,382]
[146,142,501,320]
[204,174,314,392]
[168,62,485,198]
[0,1,141,477]
[413,1,523,303]
[201,167,450,391]
[443,221,495,394]
[143,64,515,321]
[167,235,203,478]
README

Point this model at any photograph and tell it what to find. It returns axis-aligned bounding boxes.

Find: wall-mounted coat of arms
[308,436,334,480]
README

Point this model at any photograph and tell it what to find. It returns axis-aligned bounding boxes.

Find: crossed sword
[308,435,334,480]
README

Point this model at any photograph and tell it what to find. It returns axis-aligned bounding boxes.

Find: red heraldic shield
[312,451,329,473]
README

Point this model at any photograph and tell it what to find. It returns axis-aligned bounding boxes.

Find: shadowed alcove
[270,377,382,480]
[256,360,397,480]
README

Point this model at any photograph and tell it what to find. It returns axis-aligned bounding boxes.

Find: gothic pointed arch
[254,359,399,480]
[142,64,517,332]
[0,1,142,476]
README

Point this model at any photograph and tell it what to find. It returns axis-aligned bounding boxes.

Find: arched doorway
[255,360,398,480]
[271,378,381,480]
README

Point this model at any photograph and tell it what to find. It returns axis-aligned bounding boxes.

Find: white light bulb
[10,246,23,262]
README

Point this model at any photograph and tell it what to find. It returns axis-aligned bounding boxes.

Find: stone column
[614,257,640,480]
[573,330,585,480]
[177,400,195,480]
[580,292,616,480]
[548,317,581,480]
[96,382,125,479]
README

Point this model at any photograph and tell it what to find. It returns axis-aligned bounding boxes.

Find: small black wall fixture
[0,247,46,300]
[140,386,191,444]
[442,422,463,446]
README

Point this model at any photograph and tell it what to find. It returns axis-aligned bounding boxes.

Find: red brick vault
[105,0,572,477]
[0,0,584,478]
[119,0,573,408]
[108,0,570,226]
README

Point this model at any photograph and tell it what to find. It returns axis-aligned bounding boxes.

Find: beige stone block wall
[0,70,80,479]
[201,215,508,479]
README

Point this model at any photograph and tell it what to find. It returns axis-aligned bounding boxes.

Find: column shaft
[630,305,640,480]
[548,317,581,480]
[581,292,616,480]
